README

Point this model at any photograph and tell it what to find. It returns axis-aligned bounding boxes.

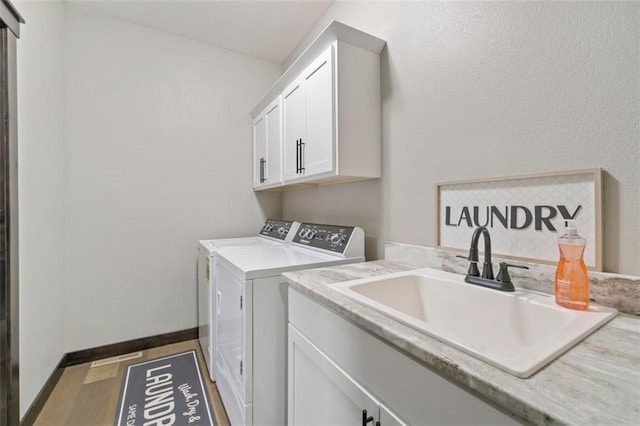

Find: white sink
[330,268,618,378]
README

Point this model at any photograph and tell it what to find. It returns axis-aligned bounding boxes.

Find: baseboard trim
[20,327,198,425]
[63,327,198,367]
[21,355,67,426]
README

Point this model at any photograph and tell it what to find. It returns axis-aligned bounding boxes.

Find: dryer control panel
[293,223,355,254]
[259,219,296,241]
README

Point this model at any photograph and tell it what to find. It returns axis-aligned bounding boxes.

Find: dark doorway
[0,1,22,424]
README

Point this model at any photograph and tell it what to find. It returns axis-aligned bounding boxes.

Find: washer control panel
[259,219,295,240]
[293,223,355,254]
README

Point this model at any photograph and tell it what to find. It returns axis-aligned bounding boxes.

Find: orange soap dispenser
[555,220,589,310]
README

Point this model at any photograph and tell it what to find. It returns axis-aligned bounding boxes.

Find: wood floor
[34,339,230,426]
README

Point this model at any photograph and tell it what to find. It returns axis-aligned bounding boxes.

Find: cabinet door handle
[296,139,300,173]
[216,291,221,315]
[299,138,305,172]
[362,409,374,426]
[259,157,266,183]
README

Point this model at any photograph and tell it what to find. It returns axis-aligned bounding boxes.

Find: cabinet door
[288,325,379,426]
[264,99,282,184]
[303,45,335,177]
[252,114,267,188]
[282,79,305,181]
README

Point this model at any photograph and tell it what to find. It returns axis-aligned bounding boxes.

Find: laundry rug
[114,350,216,426]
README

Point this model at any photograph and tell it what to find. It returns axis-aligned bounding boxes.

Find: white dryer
[197,219,300,381]
[214,223,365,426]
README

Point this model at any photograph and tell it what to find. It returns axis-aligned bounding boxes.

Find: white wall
[63,6,282,352]
[16,0,67,418]
[15,0,638,417]
[282,1,640,275]
[17,2,283,414]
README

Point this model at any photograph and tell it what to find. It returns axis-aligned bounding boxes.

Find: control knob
[307,230,317,239]
[263,224,273,232]
[330,233,345,244]
[278,227,287,235]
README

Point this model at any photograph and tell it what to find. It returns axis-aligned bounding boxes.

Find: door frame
[0,1,23,424]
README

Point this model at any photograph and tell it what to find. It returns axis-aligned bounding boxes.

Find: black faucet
[457,226,528,292]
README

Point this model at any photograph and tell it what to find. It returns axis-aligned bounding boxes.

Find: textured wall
[63,7,281,352]
[282,1,639,274]
[17,2,284,413]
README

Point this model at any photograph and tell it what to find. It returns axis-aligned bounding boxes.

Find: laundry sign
[436,169,602,270]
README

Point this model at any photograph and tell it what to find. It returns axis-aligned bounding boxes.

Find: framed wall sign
[436,169,603,271]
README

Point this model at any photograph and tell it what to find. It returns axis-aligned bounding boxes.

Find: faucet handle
[496,262,529,284]
[456,255,480,277]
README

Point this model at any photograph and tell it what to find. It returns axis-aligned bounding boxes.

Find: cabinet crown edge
[250,20,386,118]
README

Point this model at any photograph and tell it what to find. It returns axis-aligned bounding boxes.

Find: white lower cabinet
[288,325,405,426]
[288,288,524,426]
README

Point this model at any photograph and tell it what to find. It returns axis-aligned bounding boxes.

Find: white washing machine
[197,219,300,381]
[213,223,365,426]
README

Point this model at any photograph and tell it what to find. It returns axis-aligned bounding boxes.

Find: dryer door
[215,263,252,403]
[197,247,214,380]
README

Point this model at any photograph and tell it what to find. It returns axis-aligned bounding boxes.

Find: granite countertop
[282,260,640,426]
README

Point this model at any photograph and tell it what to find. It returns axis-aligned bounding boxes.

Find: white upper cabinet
[251,21,386,191]
[282,79,306,181]
[301,46,334,178]
[253,115,267,188]
[252,97,282,189]
[283,46,334,181]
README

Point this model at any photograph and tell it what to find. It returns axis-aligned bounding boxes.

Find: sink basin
[329,268,617,378]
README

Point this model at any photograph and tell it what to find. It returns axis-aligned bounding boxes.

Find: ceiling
[66,0,334,64]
